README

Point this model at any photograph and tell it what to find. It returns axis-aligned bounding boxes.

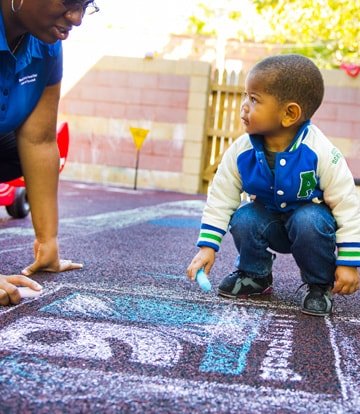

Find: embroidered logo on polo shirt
[19,74,38,86]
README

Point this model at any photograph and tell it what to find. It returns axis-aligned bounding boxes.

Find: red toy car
[0,122,69,219]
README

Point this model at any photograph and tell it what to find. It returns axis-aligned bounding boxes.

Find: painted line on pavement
[0,199,204,254]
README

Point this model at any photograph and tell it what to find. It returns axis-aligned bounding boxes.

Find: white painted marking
[104,187,145,194]
[60,199,204,231]
[0,228,34,237]
[71,183,144,193]
[0,199,204,253]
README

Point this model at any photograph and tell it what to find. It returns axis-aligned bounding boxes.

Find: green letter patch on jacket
[297,171,317,198]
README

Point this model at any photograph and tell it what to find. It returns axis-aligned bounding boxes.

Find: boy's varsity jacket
[197,121,360,267]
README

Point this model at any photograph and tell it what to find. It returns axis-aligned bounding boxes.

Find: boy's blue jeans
[229,201,337,286]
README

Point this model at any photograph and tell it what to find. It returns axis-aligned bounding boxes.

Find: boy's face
[241,71,286,137]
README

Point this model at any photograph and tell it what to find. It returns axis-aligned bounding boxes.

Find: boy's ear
[282,102,302,127]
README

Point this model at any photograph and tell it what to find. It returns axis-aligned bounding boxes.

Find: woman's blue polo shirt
[0,12,63,134]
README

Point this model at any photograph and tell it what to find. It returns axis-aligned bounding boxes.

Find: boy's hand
[186,247,215,281]
[332,266,360,295]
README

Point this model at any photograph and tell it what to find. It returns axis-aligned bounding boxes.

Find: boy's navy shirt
[0,10,63,134]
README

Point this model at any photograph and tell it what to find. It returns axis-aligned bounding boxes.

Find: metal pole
[134,149,140,190]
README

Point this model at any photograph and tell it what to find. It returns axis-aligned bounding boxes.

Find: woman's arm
[16,81,82,274]
[17,82,60,244]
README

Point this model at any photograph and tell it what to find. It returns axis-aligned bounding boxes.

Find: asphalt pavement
[0,180,359,414]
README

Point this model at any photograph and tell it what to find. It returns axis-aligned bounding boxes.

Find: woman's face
[15,0,92,43]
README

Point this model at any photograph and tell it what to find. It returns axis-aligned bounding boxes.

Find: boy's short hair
[251,54,324,120]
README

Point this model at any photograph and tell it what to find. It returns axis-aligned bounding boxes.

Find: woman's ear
[282,102,302,127]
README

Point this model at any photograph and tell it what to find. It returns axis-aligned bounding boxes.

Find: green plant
[253,0,360,68]
[186,0,360,68]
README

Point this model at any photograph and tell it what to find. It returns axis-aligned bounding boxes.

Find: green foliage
[253,0,360,68]
[186,3,217,36]
[187,0,360,68]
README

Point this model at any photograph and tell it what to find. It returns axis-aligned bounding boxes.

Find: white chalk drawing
[325,317,360,405]
[39,292,270,376]
[0,356,349,413]
[0,285,359,412]
[0,315,183,366]
[0,316,181,366]
[0,187,359,412]
[259,315,302,382]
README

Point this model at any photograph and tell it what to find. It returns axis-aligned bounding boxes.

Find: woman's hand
[0,274,43,306]
[21,238,83,276]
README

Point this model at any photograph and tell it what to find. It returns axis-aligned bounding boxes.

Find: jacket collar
[249,120,311,152]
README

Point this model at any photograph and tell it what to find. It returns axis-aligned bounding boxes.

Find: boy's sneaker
[301,284,333,316]
[218,270,273,299]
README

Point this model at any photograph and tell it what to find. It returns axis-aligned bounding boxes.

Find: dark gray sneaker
[301,284,333,316]
[218,270,273,299]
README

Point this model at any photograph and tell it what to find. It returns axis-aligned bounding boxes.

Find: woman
[0,0,99,305]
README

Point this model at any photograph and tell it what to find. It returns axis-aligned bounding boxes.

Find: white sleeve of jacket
[197,139,244,251]
[313,127,360,266]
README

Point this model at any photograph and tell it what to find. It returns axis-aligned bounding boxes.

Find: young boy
[187,54,360,316]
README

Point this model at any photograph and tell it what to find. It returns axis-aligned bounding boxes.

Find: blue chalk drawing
[41,293,219,326]
[40,292,265,376]
[0,356,45,383]
[200,308,264,375]
[147,217,200,228]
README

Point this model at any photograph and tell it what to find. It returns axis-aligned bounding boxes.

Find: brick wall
[162,35,360,181]
[59,57,211,193]
[59,50,360,193]
[313,70,360,179]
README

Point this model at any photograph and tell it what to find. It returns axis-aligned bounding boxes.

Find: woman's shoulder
[28,36,62,58]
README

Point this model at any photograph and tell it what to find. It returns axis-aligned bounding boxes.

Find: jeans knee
[229,202,261,236]
[288,204,336,241]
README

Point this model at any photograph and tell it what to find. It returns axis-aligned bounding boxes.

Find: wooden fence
[201,69,245,193]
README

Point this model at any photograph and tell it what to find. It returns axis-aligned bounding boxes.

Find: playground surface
[0,180,360,414]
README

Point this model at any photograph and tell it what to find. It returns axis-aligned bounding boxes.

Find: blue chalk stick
[196,269,212,293]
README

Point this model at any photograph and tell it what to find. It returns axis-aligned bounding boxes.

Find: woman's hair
[251,54,324,120]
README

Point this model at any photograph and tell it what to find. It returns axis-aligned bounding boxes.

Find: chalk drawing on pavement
[0,354,349,413]
[0,316,181,366]
[0,288,342,385]
[0,200,205,254]
[1,189,359,412]
[0,285,359,412]
[148,217,200,228]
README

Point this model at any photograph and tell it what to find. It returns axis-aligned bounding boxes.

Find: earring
[11,0,24,12]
